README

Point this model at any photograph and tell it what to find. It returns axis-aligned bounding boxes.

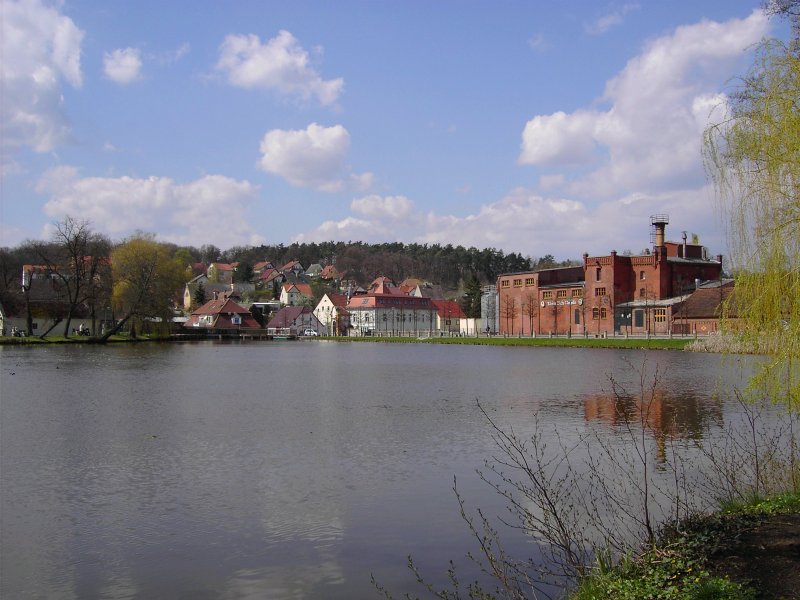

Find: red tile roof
[186,296,261,329]
[431,299,467,319]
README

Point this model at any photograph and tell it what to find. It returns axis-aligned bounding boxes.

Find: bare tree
[32,217,110,337]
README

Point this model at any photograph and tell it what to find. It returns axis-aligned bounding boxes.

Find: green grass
[0,333,167,345]
[324,335,693,351]
[570,491,800,600]
[1,332,693,350]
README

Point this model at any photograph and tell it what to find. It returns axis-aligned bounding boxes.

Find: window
[524,277,535,286]
[594,287,606,297]
[501,280,510,288]
[572,289,583,298]
[634,310,644,327]
[574,309,581,325]
[596,267,602,281]
[556,290,567,299]
[654,308,666,323]
[542,291,553,299]
[640,270,646,280]
[600,307,607,320]
[513,278,522,287]
[592,307,600,320]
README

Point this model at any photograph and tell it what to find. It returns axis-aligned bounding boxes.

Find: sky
[0,0,790,260]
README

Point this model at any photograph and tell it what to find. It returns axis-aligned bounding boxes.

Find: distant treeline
[1,236,578,296]
[201,241,578,288]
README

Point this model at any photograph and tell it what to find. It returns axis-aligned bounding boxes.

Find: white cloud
[520,10,770,199]
[351,195,414,220]
[294,183,722,260]
[519,110,600,166]
[585,3,640,35]
[216,30,343,106]
[295,216,391,244]
[258,123,371,192]
[38,167,264,248]
[103,47,143,84]
[1,0,84,155]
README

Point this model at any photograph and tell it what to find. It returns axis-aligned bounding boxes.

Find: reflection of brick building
[497,216,724,336]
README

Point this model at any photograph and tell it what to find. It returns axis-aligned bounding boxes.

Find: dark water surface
[0,341,759,599]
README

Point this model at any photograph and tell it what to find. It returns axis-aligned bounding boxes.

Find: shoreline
[0,333,694,351]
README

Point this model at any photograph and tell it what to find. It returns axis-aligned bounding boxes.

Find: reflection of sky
[0,344,766,598]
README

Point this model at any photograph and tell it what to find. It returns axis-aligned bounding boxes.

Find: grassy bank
[0,333,693,351]
[570,491,800,600]
[0,334,168,345]
[328,335,693,351]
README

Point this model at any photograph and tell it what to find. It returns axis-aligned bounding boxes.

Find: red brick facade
[497,233,723,336]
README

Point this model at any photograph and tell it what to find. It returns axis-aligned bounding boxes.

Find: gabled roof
[208,262,237,272]
[306,263,323,275]
[326,292,349,308]
[266,305,317,328]
[281,260,304,273]
[431,299,467,319]
[320,265,341,279]
[192,296,251,316]
[680,280,736,319]
[283,282,313,297]
[186,295,262,329]
[253,261,274,272]
[259,268,281,282]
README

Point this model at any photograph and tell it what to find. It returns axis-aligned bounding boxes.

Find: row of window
[541,289,583,300]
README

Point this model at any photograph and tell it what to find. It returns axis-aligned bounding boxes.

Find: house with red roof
[347,276,437,336]
[207,262,238,284]
[280,282,313,306]
[313,292,350,335]
[671,279,736,336]
[266,305,322,336]
[431,299,467,334]
[280,260,305,277]
[185,293,262,331]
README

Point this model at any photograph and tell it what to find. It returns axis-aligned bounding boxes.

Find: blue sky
[1,1,787,260]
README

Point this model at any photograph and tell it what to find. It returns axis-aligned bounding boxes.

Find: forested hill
[213,241,577,288]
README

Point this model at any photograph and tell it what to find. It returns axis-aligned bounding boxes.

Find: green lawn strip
[2,333,692,350]
[570,491,800,600]
[327,335,692,351]
[0,334,165,345]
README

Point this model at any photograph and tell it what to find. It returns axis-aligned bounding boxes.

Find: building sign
[541,299,582,307]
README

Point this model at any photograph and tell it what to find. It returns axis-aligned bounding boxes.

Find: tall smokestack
[651,214,669,249]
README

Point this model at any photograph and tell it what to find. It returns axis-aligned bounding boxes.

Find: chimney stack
[650,214,669,249]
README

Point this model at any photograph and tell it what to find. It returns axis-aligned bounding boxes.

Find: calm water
[0,342,762,599]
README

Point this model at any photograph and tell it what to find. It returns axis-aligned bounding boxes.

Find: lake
[0,341,771,599]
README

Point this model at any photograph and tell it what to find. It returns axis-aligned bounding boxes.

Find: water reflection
[0,343,762,599]
[583,390,724,462]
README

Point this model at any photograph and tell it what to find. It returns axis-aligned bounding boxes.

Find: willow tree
[102,234,186,340]
[703,8,799,408]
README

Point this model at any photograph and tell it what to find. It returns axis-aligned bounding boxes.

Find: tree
[102,234,186,340]
[233,261,253,284]
[500,296,518,335]
[33,217,111,337]
[704,2,799,407]
[523,292,538,335]
[193,282,207,308]
[460,273,482,318]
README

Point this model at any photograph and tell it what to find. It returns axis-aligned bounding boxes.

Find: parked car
[303,328,319,336]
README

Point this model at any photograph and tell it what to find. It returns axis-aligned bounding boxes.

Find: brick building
[497,216,724,336]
